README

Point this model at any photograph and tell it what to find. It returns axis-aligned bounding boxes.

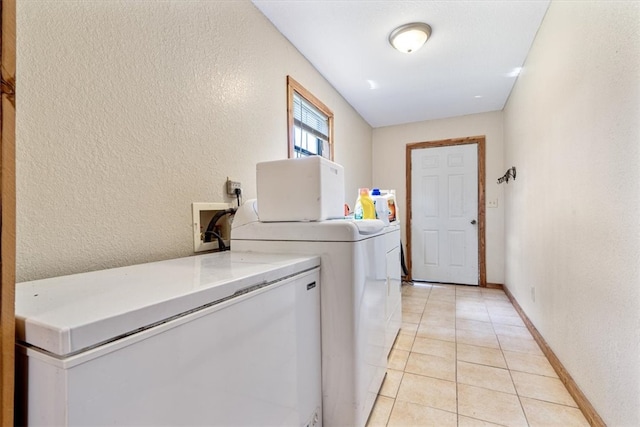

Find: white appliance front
[232,201,396,427]
[15,253,322,426]
[384,223,402,357]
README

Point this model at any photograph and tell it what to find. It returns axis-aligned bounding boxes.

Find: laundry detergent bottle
[355,188,375,220]
[371,188,390,225]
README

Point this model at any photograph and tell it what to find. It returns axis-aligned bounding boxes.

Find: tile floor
[367,282,590,427]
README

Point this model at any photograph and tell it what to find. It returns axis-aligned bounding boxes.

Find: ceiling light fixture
[389,22,432,54]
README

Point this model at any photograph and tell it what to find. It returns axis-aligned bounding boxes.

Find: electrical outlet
[226,178,241,196]
[487,198,499,208]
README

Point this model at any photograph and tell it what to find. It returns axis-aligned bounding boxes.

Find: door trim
[406,136,486,286]
[1,0,16,424]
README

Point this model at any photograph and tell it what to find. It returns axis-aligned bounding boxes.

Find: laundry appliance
[232,199,402,427]
[15,252,322,426]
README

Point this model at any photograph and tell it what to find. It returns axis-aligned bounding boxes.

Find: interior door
[411,143,478,285]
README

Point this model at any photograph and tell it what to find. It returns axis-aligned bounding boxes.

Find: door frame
[1,0,16,424]
[406,136,486,287]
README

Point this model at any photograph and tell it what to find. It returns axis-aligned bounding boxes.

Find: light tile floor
[367,282,590,427]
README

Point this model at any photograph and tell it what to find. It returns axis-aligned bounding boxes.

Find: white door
[411,144,478,285]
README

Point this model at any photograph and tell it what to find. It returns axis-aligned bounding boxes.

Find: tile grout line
[386,282,434,426]
[384,389,397,427]
[459,287,531,426]
[392,285,590,426]
[487,291,532,426]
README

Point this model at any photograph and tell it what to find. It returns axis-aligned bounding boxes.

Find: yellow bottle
[356,188,376,220]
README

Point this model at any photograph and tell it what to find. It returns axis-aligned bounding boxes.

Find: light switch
[487,199,499,208]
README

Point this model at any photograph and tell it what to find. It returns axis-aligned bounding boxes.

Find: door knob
[470,219,477,225]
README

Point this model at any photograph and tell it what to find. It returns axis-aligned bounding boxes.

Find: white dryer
[231,200,401,427]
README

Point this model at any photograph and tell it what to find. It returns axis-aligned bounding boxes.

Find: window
[287,76,334,160]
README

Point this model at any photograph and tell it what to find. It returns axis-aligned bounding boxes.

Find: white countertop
[15,252,320,358]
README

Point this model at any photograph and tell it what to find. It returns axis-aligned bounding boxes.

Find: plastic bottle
[354,200,363,220]
[355,188,375,220]
[387,197,396,222]
[371,188,390,225]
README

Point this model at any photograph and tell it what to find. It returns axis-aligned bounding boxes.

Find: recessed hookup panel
[192,202,233,253]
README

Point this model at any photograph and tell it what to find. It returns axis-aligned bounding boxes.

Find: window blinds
[293,92,329,141]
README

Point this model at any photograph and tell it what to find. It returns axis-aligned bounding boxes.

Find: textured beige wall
[16,0,372,281]
[503,1,640,424]
[372,111,505,284]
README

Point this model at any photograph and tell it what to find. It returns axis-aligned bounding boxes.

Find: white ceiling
[252,0,550,128]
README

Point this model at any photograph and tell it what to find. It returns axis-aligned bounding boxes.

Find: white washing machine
[231,200,401,427]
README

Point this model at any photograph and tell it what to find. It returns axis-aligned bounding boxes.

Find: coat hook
[497,166,516,184]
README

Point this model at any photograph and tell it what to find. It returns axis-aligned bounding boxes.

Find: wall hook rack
[498,166,516,184]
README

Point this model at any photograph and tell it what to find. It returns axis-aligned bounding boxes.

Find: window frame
[286,76,334,160]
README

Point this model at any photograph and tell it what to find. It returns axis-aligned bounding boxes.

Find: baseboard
[502,286,605,427]
[405,281,502,288]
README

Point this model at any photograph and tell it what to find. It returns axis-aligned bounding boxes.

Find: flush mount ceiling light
[389,22,432,54]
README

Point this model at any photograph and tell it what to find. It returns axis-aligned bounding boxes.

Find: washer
[231,200,401,427]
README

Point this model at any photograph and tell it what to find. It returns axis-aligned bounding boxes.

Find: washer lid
[231,218,385,242]
[15,252,320,358]
[354,220,386,235]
